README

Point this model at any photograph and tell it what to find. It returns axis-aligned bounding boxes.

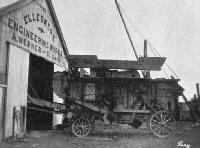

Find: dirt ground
[0,122,199,148]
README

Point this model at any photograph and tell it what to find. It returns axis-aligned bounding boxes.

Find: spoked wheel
[72,117,92,137]
[149,111,176,138]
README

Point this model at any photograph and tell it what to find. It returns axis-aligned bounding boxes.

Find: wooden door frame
[2,42,10,140]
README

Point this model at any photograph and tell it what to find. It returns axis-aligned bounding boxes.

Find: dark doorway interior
[27,54,54,130]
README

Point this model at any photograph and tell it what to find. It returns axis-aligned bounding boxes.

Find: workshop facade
[0,0,68,141]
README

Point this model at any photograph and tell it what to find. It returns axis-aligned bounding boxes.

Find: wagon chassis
[28,76,177,138]
[67,95,176,138]
[28,90,175,137]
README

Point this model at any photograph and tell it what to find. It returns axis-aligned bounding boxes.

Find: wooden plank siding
[0,0,69,140]
[69,77,180,113]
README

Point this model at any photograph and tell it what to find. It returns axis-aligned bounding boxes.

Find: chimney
[144,39,150,78]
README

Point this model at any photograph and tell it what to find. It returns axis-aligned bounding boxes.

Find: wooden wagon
[52,55,181,138]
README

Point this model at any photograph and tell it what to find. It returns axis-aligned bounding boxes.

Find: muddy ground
[0,122,199,148]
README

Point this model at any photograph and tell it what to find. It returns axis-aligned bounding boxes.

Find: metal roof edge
[46,0,69,57]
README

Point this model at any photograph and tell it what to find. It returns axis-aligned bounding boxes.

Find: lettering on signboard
[7,18,63,65]
[23,13,56,42]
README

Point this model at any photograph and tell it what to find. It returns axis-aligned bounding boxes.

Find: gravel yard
[0,122,199,148]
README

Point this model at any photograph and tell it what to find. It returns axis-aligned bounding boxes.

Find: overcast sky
[1,0,200,99]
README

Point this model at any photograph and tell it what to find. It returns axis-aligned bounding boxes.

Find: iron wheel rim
[149,111,176,138]
[72,117,92,137]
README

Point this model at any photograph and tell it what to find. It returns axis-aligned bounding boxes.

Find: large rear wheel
[149,111,176,138]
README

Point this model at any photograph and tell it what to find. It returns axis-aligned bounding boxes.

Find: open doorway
[27,54,54,130]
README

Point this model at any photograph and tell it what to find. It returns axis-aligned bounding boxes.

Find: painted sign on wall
[3,1,66,66]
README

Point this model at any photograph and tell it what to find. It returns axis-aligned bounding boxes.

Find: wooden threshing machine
[52,55,182,138]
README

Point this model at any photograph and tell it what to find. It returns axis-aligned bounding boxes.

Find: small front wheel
[72,117,92,137]
[149,111,176,138]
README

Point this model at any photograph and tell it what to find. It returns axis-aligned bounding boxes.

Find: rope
[119,6,145,40]
[147,40,179,79]
[116,4,174,78]
[114,1,179,79]
[161,67,170,79]
[147,43,169,78]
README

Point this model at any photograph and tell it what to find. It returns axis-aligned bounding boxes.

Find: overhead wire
[119,4,179,79]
